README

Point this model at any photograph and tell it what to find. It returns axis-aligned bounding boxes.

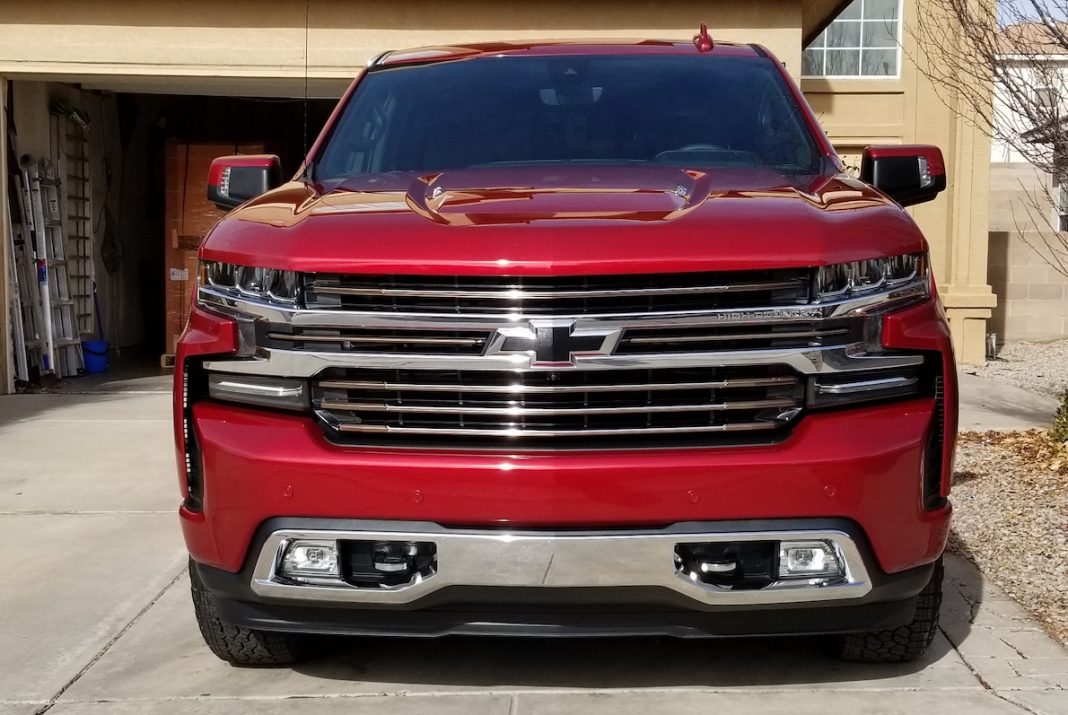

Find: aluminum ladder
[52,114,95,339]
[7,127,44,379]
[4,198,30,382]
[20,155,83,377]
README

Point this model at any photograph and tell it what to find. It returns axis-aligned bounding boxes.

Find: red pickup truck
[175,36,956,666]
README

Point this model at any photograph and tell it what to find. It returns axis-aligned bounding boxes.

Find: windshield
[314,54,824,181]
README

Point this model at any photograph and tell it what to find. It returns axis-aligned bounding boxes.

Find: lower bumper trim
[249,521,873,607]
[194,518,937,639]
[213,592,920,639]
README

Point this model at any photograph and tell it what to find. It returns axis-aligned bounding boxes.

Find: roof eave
[802,0,856,46]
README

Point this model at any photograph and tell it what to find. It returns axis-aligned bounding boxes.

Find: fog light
[778,541,843,579]
[373,542,420,572]
[280,540,339,581]
[343,539,438,588]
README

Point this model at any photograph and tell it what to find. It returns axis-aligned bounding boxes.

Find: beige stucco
[988,163,1068,340]
[0,0,993,392]
[804,0,996,364]
[0,0,831,91]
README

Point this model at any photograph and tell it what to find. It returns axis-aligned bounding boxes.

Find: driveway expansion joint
[938,625,1043,714]
[34,566,187,715]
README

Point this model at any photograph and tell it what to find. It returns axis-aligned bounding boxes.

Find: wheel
[189,559,306,666]
[835,557,943,663]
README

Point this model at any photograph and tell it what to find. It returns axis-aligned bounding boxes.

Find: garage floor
[2,386,1067,714]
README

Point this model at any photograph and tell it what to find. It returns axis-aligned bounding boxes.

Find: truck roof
[374,39,767,68]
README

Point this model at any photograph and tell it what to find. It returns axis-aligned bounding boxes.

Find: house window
[1036,85,1057,112]
[803,0,902,78]
[1057,180,1068,232]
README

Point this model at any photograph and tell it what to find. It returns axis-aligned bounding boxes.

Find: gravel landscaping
[976,338,1068,397]
[952,430,1068,645]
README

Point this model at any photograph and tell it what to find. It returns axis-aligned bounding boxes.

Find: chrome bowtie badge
[485,319,622,367]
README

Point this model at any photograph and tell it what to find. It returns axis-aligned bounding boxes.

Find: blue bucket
[83,340,110,374]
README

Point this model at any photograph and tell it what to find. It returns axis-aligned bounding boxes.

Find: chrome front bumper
[250,524,873,607]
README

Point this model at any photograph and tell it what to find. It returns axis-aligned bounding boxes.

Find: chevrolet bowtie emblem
[486,320,622,367]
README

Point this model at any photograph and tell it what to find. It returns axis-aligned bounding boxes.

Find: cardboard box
[164,141,265,357]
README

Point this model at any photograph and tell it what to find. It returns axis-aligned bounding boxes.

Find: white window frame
[802,0,904,80]
[1055,176,1068,233]
[1036,84,1057,111]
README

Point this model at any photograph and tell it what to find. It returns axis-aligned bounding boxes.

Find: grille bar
[305,269,812,316]
[624,327,850,345]
[319,398,799,416]
[333,422,782,438]
[615,318,862,354]
[267,332,485,347]
[309,281,803,300]
[316,376,798,393]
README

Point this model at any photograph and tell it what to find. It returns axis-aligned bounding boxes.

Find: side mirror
[859,145,946,207]
[207,154,283,210]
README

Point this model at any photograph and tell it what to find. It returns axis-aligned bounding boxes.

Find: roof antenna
[693,22,713,52]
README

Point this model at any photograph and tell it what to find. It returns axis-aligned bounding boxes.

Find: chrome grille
[313,367,804,448]
[617,319,861,354]
[304,270,811,316]
[261,327,488,355]
[259,318,861,356]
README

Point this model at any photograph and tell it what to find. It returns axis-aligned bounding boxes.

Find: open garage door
[4,77,334,386]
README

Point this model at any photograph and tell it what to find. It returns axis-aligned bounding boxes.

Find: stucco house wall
[988,163,1068,340]
[987,44,1068,341]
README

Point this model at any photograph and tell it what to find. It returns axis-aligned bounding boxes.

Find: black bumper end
[208,593,923,640]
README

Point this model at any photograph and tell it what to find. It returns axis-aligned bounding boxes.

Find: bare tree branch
[1009,169,1068,273]
[911,0,1068,276]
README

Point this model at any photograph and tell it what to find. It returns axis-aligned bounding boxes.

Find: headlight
[199,261,300,304]
[814,253,927,304]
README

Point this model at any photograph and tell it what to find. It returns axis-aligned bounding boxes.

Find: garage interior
[4,79,336,385]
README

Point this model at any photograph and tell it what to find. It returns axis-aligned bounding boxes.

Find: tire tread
[190,560,305,666]
[837,558,944,663]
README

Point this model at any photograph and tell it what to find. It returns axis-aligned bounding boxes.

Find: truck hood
[203,165,928,275]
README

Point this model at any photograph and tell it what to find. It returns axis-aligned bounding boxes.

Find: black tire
[189,559,306,666]
[836,557,944,663]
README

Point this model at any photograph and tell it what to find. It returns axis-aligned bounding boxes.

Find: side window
[319,89,394,177]
[754,80,818,170]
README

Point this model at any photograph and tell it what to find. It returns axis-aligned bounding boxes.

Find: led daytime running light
[199,260,300,304]
[814,253,927,302]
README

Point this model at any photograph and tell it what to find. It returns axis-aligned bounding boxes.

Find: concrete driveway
[957,372,1062,431]
[2,379,1067,715]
